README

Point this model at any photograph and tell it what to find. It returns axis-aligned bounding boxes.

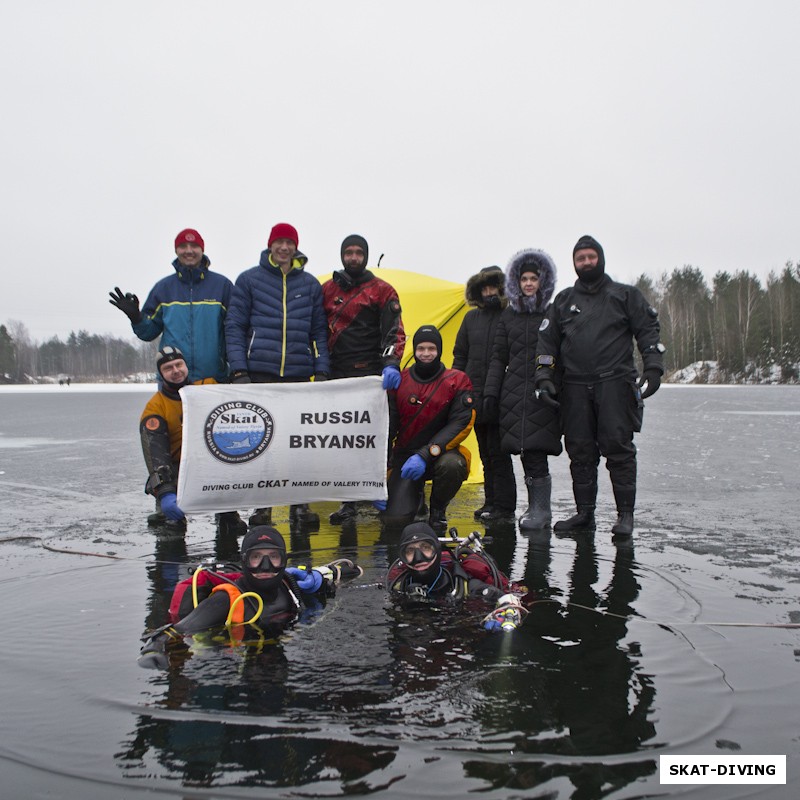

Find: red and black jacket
[389,364,475,469]
[322,270,405,377]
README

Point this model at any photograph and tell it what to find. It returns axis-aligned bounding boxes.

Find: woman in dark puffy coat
[452,266,516,522]
[483,249,562,530]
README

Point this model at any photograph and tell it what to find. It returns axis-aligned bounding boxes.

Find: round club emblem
[204,401,274,464]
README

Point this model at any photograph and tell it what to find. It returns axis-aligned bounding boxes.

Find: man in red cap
[109,228,233,383]
[111,229,243,528]
[226,222,331,528]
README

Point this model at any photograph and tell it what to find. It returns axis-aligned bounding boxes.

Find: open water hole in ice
[0,385,797,799]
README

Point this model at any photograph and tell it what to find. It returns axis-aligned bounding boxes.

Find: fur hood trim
[465,265,507,308]
[505,248,557,313]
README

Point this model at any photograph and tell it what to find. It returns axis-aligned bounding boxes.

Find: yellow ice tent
[318,268,483,483]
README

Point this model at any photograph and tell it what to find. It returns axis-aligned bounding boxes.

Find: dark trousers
[426,450,470,509]
[386,450,469,519]
[520,449,549,480]
[561,379,642,490]
[474,422,516,511]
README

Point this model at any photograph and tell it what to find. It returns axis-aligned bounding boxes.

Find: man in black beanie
[534,235,665,539]
[322,234,406,524]
[384,325,476,531]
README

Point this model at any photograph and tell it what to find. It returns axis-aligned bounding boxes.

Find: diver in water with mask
[138,526,360,668]
[386,522,531,632]
[386,522,509,601]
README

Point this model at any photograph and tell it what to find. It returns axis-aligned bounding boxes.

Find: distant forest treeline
[2,262,800,384]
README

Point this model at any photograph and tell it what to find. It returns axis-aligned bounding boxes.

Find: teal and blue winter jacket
[132,256,233,382]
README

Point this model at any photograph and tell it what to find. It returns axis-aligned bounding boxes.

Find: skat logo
[204,401,274,464]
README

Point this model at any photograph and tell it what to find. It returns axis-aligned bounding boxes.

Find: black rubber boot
[216,511,247,536]
[290,504,320,526]
[554,507,595,533]
[611,511,634,537]
[249,508,272,526]
[428,506,448,531]
[519,475,552,531]
[481,506,515,523]
[611,485,636,538]
[147,497,166,526]
[554,481,597,533]
[329,502,357,524]
[474,504,492,521]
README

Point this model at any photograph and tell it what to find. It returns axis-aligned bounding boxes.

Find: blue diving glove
[160,492,185,521]
[381,365,401,390]
[372,498,387,512]
[400,454,427,481]
[286,566,323,593]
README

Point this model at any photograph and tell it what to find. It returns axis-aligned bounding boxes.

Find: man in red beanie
[109,228,233,384]
[110,228,243,529]
[226,222,331,528]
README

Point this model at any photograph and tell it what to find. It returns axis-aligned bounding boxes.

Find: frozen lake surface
[0,384,798,799]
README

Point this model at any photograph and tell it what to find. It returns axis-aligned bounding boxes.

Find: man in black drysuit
[534,235,665,538]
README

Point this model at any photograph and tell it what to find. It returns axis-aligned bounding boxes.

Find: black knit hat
[241,525,287,560]
[572,234,606,283]
[573,234,604,262]
[412,325,443,355]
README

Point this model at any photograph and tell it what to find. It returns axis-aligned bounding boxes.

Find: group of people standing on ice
[111,223,665,543]
[454,236,664,540]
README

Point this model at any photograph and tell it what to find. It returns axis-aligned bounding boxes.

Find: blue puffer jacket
[225,250,331,378]
[132,256,233,382]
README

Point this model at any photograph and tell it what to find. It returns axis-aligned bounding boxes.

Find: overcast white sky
[2,1,798,342]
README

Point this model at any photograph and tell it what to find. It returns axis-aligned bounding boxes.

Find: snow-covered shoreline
[0,383,157,393]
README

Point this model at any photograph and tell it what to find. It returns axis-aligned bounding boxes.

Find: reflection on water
[115,521,664,796]
[463,538,657,795]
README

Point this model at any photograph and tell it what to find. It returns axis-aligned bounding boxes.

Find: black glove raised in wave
[108,287,142,324]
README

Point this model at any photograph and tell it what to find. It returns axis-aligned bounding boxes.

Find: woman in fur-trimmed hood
[504,248,557,313]
[483,248,562,531]
[453,266,515,521]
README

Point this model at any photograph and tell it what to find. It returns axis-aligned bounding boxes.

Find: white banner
[176,377,388,512]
